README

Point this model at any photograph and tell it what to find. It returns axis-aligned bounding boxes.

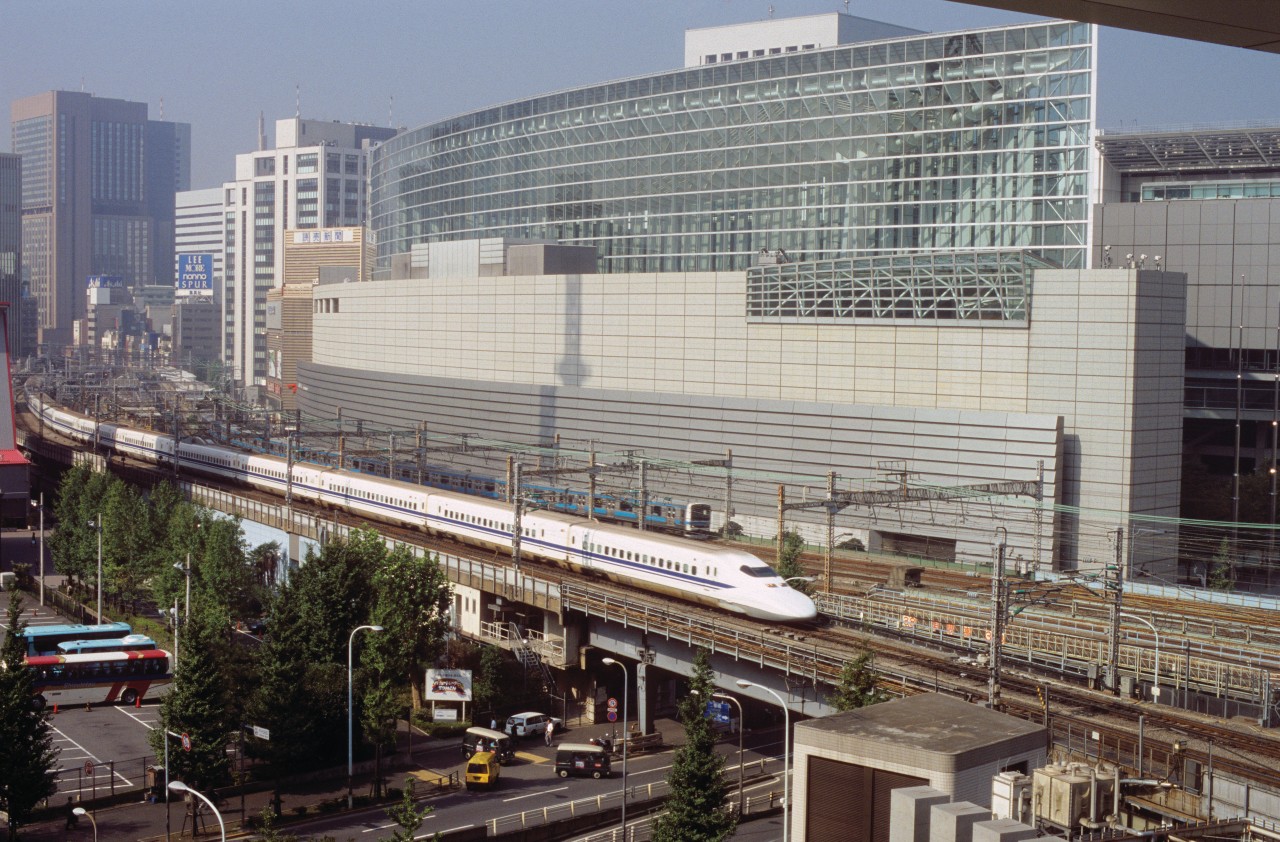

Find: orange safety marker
[52,703,58,714]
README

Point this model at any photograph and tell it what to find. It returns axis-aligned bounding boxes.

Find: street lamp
[72,807,97,841]
[168,780,225,841]
[30,494,43,607]
[602,657,629,835]
[691,688,745,819]
[87,514,103,621]
[348,624,384,808]
[1119,612,1162,696]
[738,679,790,842]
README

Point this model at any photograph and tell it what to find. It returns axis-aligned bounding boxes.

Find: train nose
[758,586,817,622]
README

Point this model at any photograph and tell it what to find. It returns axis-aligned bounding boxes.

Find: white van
[505,711,561,739]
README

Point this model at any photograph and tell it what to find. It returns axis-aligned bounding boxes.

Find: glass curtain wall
[371,20,1093,277]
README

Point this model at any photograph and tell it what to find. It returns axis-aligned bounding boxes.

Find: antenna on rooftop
[768,5,775,18]
[258,111,267,152]
[159,97,165,120]
[844,0,850,12]
[389,95,394,128]
[295,83,301,118]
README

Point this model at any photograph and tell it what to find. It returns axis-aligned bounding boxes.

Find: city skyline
[3,0,1278,189]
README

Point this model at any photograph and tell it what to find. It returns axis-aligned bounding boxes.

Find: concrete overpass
[962,1,1280,53]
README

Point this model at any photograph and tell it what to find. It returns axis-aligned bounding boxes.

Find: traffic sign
[181,732,192,752]
[607,697,618,709]
[84,760,94,776]
[607,710,617,722]
[703,700,732,724]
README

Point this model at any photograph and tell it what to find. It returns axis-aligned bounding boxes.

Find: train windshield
[739,565,779,578]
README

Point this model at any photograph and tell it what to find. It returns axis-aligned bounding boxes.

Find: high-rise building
[10,91,190,350]
[174,187,225,365]
[0,153,20,358]
[222,118,398,395]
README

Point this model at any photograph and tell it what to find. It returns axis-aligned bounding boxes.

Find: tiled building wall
[302,267,1182,572]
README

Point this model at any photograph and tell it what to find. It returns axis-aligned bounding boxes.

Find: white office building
[222,118,397,392]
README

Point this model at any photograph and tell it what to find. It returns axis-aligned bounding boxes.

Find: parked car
[504,711,563,739]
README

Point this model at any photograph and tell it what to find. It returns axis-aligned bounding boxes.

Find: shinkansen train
[32,395,816,623]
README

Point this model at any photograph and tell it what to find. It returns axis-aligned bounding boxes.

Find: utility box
[991,771,1032,823]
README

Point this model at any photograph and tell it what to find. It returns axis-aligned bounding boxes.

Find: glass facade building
[371,19,1095,278]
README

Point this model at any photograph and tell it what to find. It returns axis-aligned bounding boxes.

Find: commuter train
[31,395,817,623]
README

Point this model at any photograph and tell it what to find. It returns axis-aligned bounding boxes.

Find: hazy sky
[4,0,1278,188]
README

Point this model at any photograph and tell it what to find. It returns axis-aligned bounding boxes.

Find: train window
[740,565,776,578]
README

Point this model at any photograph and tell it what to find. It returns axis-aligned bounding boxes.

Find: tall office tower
[174,187,225,372]
[10,91,191,351]
[0,154,21,358]
[222,117,397,395]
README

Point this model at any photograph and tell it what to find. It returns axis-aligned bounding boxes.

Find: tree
[370,547,452,710]
[775,530,812,595]
[829,650,887,711]
[1209,538,1235,592]
[380,778,436,842]
[148,602,235,830]
[48,464,111,592]
[0,591,60,838]
[652,648,736,842]
[246,532,385,791]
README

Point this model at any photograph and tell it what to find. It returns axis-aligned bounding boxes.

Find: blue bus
[56,634,157,655]
[14,622,133,657]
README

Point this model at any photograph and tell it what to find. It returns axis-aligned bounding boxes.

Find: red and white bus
[25,649,173,708]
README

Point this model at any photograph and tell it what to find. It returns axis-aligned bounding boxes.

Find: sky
[3,0,1278,189]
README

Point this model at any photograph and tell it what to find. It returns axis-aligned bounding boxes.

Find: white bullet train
[31,395,817,623]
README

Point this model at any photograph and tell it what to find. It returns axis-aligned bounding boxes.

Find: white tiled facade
[302,266,1184,572]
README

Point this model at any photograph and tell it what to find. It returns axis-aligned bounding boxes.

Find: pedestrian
[545,719,555,746]
[490,717,497,731]
[64,796,77,830]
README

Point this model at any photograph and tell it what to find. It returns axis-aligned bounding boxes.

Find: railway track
[24,420,1280,799]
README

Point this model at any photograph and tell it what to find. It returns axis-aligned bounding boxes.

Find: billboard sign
[86,275,124,290]
[176,254,214,298]
[424,668,473,702]
[292,227,358,245]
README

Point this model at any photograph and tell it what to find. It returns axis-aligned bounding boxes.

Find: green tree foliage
[246,531,384,780]
[1209,538,1235,592]
[652,648,736,842]
[148,602,235,796]
[48,464,111,591]
[0,591,60,837]
[370,547,452,710]
[381,778,436,842]
[775,530,812,595]
[829,650,887,711]
[101,480,150,612]
[470,645,512,717]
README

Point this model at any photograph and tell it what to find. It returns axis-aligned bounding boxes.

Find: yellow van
[465,750,501,790]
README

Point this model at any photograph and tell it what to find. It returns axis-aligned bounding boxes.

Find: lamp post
[88,514,103,621]
[602,657,629,836]
[348,624,384,808]
[738,680,789,842]
[72,807,97,841]
[31,494,43,606]
[1119,611,1162,696]
[168,780,224,842]
[713,692,745,817]
[692,687,745,819]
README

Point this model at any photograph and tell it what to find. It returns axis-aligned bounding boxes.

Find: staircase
[508,622,557,696]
